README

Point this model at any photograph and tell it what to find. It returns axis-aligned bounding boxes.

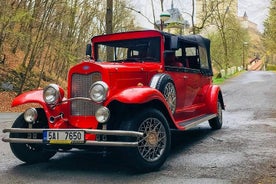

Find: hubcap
[138,118,167,162]
[146,132,158,146]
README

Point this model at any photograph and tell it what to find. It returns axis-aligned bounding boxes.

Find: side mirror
[86,44,92,58]
[170,36,179,50]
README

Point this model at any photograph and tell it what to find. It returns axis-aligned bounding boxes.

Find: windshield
[95,37,160,62]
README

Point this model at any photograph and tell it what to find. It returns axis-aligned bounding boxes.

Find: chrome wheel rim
[138,118,167,162]
[163,82,176,113]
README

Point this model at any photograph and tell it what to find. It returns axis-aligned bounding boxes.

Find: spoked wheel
[138,117,167,162]
[120,108,171,172]
[162,82,176,114]
[209,101,223,130]
[10,108,56,163]
[150,74,176,114]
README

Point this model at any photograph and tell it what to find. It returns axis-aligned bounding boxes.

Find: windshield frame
[94,37,161,63]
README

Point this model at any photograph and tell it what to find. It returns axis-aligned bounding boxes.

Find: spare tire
[150,74,176,114]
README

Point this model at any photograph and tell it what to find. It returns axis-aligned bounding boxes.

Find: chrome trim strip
[1,137,139,147]
[2,138,43,144]
[85,140,138,147]
[3,128,143,137]
[179,114,217,130]
[61,97,92,103]
[2,128,143,147]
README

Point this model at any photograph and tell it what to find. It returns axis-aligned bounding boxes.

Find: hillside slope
[0,48,46,112]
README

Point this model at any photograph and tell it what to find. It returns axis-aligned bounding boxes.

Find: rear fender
[207,85,225,114]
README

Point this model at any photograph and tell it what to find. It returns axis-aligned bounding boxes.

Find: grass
[213,70,245,85]
[266,64,276,71]
[213,77,225,85]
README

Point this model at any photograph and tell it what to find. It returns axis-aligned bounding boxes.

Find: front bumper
[2,128,144,147]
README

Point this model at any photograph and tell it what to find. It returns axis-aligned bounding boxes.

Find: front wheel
[209,101,223,130]
[10,108,56,163]
[120,108,171,172]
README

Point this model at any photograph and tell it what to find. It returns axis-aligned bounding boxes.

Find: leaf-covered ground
[0,92,40,112]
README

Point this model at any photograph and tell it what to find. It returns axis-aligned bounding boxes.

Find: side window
[129,50,139,57]
[175,48,182,57]
[199,46,209,69]
[185,47,200,69]
[164,51,183,67]
[185,47,196,56]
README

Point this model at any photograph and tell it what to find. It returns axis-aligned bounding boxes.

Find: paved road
[0,71,276,184]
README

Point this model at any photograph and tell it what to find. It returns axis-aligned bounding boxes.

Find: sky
[130,0,271,32]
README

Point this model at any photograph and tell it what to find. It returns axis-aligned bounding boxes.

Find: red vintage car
[2,30,224,172]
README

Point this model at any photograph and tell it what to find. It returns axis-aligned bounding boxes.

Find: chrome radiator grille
[71,72,102,116]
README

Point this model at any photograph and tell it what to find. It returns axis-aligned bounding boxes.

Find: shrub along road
[0,71,275,184]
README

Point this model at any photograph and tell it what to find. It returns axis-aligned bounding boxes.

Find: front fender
[12,90,46,108]
[105,87,167,105]
[11,90,66,125]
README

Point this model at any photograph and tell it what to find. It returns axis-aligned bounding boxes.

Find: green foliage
[263,0,276,55]
[207,19,248,71]
[266,64,276,71]
[212,77,225,85]
[202,0,249,71]
[0,0,138,93]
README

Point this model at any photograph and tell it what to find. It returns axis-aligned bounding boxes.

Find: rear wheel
[209,101,223,130]
[120,108,171,172]
[10,108,56,163]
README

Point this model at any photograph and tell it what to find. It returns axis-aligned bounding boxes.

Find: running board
[178,114,217,130]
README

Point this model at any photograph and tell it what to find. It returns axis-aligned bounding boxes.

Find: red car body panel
[2,30,227,171]
[12,90,45,108]
[8,30,224,140]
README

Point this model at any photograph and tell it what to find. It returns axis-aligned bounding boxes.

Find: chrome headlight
[95,106,110,123]
[89,81,108,103]
[24,108,38,124]
[43,84,62,105]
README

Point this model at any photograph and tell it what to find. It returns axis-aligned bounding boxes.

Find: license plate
[43,130,85,144]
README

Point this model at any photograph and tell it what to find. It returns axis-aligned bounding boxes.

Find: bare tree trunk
[150,0,158,30]
[37,43,51,88]
[106,0,113,34]
[191,0,196,34]
[106,0,113,61]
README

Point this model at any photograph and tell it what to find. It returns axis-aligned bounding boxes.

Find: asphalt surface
[0,71,276,184]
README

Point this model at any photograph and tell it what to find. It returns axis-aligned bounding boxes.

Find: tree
[0,0,138,94]
[198,0,248,71]
[0,0,32,62]
[263,0,276,64]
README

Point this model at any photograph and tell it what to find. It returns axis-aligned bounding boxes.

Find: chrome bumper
[2,128,144,147]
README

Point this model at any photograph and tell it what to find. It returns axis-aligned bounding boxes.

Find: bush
[266,64,276,71]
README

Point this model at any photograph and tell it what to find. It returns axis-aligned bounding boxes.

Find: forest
[0,0,137,94]
[0,0,275,94]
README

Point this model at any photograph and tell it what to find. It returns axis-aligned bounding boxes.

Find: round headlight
[24,108,38,124]
[89,81,108,103]
[43,84,61,105]
[95,106,110,123]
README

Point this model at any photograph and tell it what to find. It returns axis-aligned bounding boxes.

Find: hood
[68,60,162,95]
[69,60,162,75]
